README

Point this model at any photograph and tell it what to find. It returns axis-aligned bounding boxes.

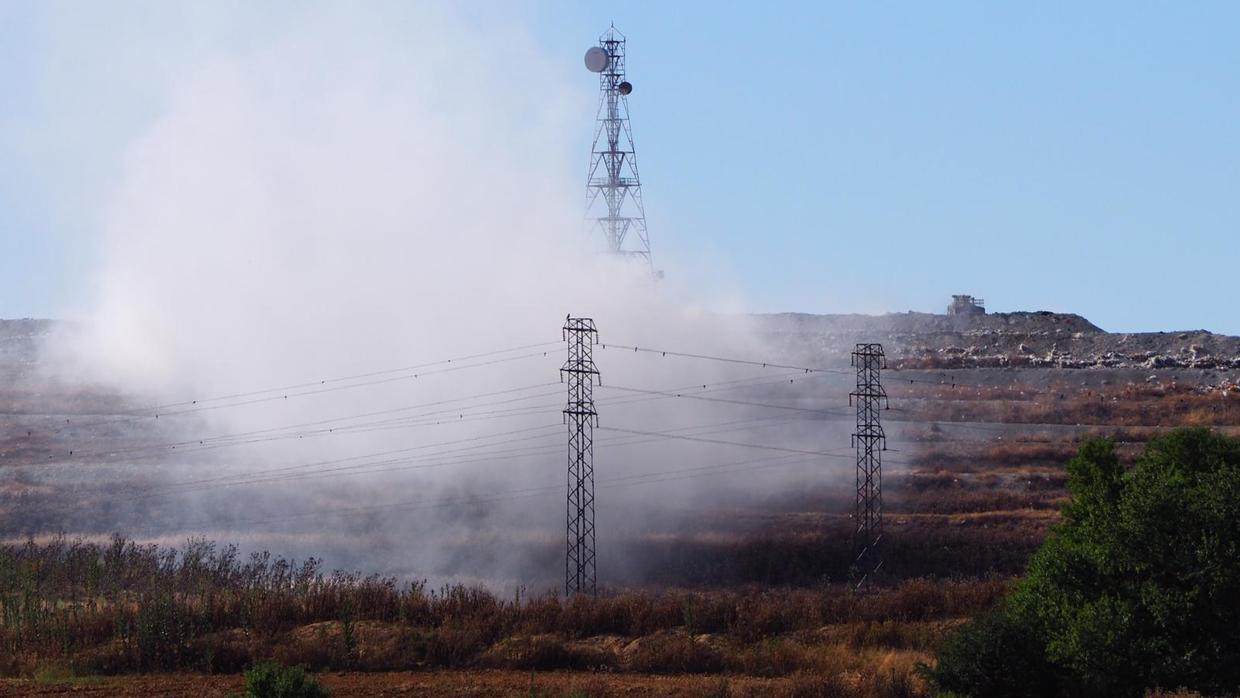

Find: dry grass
[9,364,1225,693]
[0,536,1001,685]
[0,668,934,697]
[893,381,1240,428]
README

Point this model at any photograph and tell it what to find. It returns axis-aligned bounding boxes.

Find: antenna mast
[584,26,656,275]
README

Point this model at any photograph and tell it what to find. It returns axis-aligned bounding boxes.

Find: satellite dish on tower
[618,81,632,95]
[584,46,609,73]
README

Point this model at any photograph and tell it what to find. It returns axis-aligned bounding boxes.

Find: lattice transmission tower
[583,26,656,275]
[561,316,600,596]
[850,343,888,591]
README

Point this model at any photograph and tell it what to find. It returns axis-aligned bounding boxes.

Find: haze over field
[1,2,1237,592]
[0,4,862,589]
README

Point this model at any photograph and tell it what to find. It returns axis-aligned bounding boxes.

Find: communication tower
[584,26,657,276]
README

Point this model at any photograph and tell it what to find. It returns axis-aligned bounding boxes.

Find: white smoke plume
[35,3,852,589]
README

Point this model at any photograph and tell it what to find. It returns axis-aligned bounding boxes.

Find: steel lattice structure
[585,25,654,273]
[850,343,888,591]
[561,316,600,596]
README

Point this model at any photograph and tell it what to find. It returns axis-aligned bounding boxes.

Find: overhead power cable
[124,423,567,498]
[148,371,842,465]
[37,383,563,464]
[599,342,853,376]
[599,383,854,418]
[885,369,1120,400]
[38,367,829,466]
[119,411,827,500]
[597,425,907,463]
[138,449,833,532]
[34,341,561,435]
[597,338,1104,402]
[136,350,557,419]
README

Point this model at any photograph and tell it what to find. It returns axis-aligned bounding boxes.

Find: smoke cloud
[33,3,853,590]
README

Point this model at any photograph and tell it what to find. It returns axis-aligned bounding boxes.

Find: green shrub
[918,608,1058,697]
[242,661,330,698]
[925,429,1240,697]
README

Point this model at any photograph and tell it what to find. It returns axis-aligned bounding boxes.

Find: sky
[1,1,1237,334]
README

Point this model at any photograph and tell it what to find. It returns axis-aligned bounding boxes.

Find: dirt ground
[0,670,798,697]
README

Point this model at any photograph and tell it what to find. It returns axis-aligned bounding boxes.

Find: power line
[885,368,1111,398]
[599,341,852,376]
[597,425,898,463]
[30,341,561,435]
[136,448,834,532]
[599,383,854,418]
[129,424,567,498]
[103,410,827,502]
[141,351,557,419]
[33,368,838,472]
[96,376,808,465]
[36,352,829,465]
[599,337,1129,406]
[148,341,561,411]
[35,383,563,464]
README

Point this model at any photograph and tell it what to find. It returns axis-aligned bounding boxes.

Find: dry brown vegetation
[892,380,1240,427]
[0,537,1010,696]
[4,371,1232,695]
[0,668,934,697]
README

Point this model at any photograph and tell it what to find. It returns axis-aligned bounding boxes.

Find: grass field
[2,373,1235,695]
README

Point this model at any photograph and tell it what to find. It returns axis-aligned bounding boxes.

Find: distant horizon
[4,303,1235,338]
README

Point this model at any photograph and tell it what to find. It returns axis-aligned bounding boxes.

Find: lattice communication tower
[584,26,657,275]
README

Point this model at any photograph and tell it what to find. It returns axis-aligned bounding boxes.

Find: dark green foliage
[917,608,1058,698]
[243,661,330,698]
[927,429,1240,697]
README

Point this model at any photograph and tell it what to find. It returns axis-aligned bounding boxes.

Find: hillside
[758,310,1240,373]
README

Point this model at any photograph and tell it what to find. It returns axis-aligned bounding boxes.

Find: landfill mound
[756,310,1240,371]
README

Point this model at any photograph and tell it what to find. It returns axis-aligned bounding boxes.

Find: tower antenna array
[584,26,656,275]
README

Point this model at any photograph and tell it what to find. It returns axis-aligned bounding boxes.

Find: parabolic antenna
[584,46,609,73]
[618,81,632,95]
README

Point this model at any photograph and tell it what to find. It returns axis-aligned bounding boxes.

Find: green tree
[924,607,1057,698]
[925,429,1240,697]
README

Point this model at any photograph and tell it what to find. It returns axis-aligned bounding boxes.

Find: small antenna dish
[618,81,632,95]
[584,46,609,73]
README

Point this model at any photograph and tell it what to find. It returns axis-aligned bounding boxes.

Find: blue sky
[2,2,1237,333]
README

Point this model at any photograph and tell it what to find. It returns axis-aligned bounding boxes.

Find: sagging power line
[31,341,561,437]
